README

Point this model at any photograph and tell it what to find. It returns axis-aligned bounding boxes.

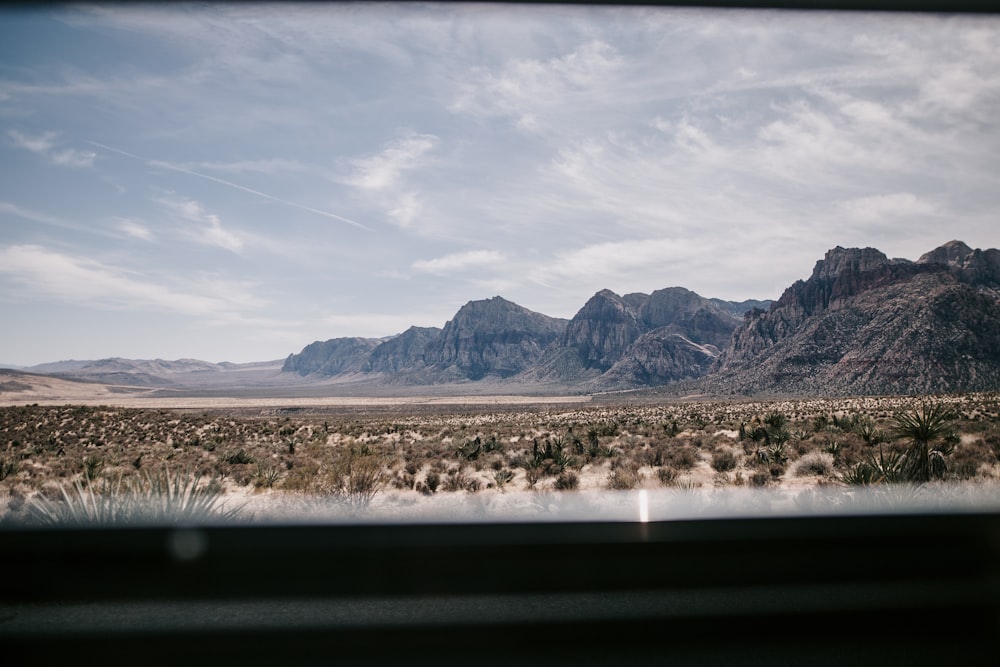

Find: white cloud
[0,245,229,315]
[450,40,622,132]
[155,196,245,253]
[51,148,97,168]
[9,129,56,154]
[9,130,95,168]
[346,134,438,191]
[528,239,683,288]
[319,312,448,338]
[0,201,70,227]
[840,193,938,223]
[115,218,155,241]
[387,191,421,227]
[412,250,506,274]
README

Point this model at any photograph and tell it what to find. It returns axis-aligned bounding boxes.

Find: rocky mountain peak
[425,297,567,380]
[918,240,1000,294]
[810,246,891,281]
[917,240,974,267]
[712,241,1000,395]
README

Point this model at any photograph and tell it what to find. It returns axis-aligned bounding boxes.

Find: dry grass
[2,392,999,520]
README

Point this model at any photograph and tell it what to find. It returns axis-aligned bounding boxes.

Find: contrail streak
[87,141,371,231]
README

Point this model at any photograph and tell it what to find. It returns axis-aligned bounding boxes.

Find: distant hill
[24,358,285,388]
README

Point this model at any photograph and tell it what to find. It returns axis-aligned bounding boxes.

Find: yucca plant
[28,468,244,525]
[841,446,908,486]
[853,417,889,446]
[893,404,955,483]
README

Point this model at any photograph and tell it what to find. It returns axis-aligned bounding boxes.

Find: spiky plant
[841,446,907,486]
[28,468,243,525]
[893,404,955,483]
[853,417,888,446]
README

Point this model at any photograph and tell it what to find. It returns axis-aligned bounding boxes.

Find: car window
[0,3,998,526]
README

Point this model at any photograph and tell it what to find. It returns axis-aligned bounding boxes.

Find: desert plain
[1,370,999,523]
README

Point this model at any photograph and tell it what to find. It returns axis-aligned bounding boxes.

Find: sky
[1,4,998,366]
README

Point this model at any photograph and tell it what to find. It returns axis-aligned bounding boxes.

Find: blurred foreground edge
[2,506,999,666]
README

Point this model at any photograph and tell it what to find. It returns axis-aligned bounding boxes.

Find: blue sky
[1,4,998,365]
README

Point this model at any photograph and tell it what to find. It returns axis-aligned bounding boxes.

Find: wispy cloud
[88,141,371,231]
[155,196,244,253]
[412,249,506,274]
[9,129,56,153]
[345,134,437,191]
[320,311,449,338]
[840,193,938,223]
[0,244,232,315]
[9,129,95,168]
[450,40,622,133]
[180,158,310,175]
[115,218,155,242]
[0,201,71,227]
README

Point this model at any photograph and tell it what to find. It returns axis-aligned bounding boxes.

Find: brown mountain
[709,241,1000,395]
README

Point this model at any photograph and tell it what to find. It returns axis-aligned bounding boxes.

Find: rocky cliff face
[529,286,745,387]
[422,297,567,380]
[282,337,381,376]
[274,240,998,395]
[710,241,1000,395]
[363,326,441,374]
[917,240,1000,295]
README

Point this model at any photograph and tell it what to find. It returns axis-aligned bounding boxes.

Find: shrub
[222,449,255,465]
[789,451,835,477]
[425,470,441,493]
[667,445,698,470]
[554,472,579,490]
[252,462,282,489]
[0,458,19,481]
[710,449,737,472]
[606,461,642,490]
[492,468,514,491]
[657,467,677,486]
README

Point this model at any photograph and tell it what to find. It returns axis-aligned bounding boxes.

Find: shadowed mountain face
[710,241,1000,395]
[422,297,567,380]
[527,286,745,388]
[282,297,568,383]
[282,338,382,376]
[363,326,442,375]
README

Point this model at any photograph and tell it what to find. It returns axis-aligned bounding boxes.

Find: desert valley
[2,240,1000,522]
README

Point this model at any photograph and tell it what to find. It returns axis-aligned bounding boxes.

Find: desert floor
[2,379,999,523]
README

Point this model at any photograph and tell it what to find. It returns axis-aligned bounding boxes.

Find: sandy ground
[0,373,591,408]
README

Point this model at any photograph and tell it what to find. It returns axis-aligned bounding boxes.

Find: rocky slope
[418,296,567,381]
[709,241,1000,395]
[285,297,568,383]
[282,337,382,376]
[362,326,441,375]
[527,286,744,388]
[26,240,998,396]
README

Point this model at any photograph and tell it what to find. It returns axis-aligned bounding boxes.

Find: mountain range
[13,240,1000,397]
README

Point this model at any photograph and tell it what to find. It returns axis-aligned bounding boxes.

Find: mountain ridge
[16,240,1000,397]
